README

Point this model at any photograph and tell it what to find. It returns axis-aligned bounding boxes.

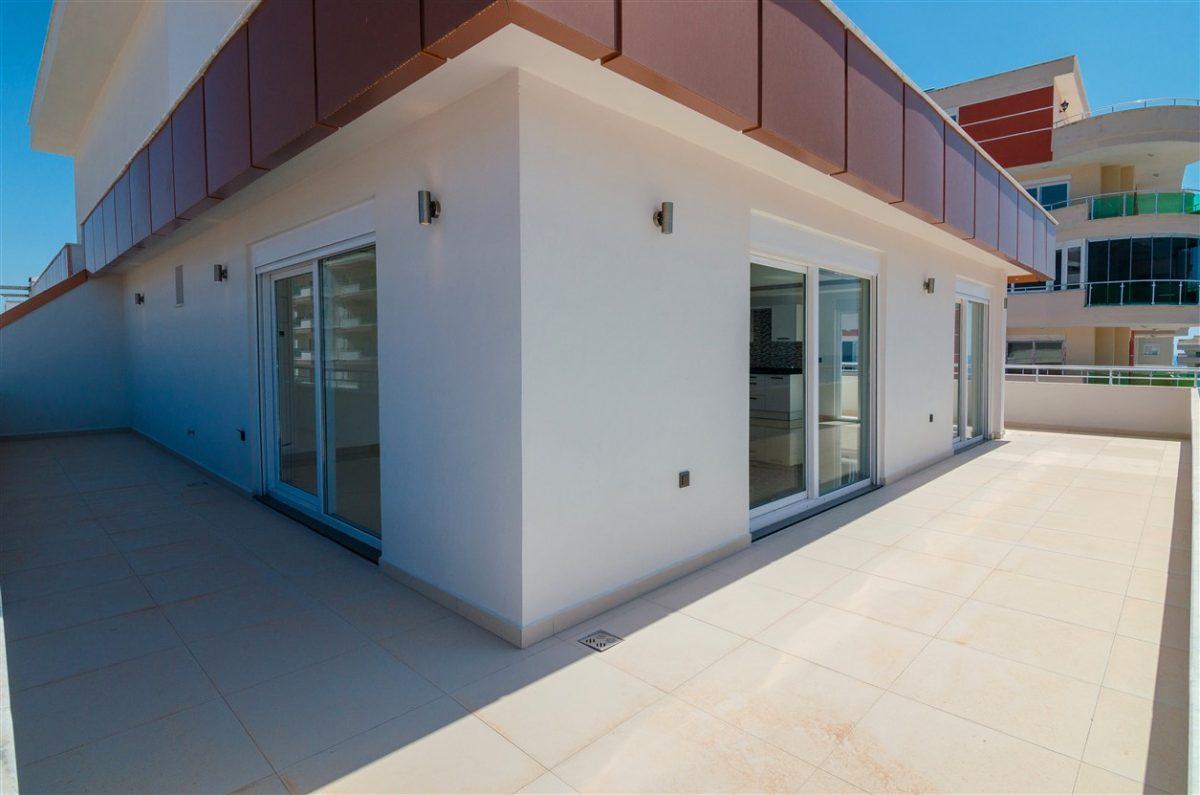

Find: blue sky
[1,0,1197,285]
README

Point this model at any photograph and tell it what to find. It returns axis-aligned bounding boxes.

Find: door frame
[953,293,989,450]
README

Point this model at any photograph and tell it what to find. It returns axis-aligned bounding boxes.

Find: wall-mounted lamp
[213,263,229,282]
[1059,100,1069,113]
[653,201,674,235]
[923,277,936,294]
[418,190,441,225]
[134,292,145,305]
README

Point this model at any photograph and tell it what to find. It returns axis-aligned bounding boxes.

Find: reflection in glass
[274,272,318,495]
[965,300,987,439]
[818,269,870,495]
[320,246,381,536]
[749,263,805,508]
[952,302,961,440]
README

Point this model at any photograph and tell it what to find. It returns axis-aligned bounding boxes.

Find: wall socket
[929,413,934,422]
[678,471,690,488]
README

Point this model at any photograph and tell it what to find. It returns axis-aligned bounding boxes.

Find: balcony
[1045,190,1200,221]
[1084,278,1200,307]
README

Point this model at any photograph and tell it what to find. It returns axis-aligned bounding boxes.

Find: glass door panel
[320,247,381,536]
[273,272,318,496]
[952,302,961,440]
[818,269,870,496]
[964,300,987,440]
[749,263,806,508]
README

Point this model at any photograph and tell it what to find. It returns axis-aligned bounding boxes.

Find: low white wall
[1005,379,1192,438]
[0,277,131,436]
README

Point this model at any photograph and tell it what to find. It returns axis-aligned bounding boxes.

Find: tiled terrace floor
[0,429,1190,794]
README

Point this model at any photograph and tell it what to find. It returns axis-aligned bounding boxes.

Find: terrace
[0,425,1191,793]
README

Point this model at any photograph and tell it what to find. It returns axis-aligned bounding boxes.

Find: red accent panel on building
[604,0,759,131]
[838,33,903,203]
[997,179,1019,261]
[510,1,618,60]
[315,0,442,127]
[979,131,1053,169]
[959,86,1053,169]
[248,0,334,170]
[129,148,153,245]
[114,171,134,254]
[943,128,975,239]
[205,27,266,198]
[173,81,219,220]
[747,0,845,174]
[148,123,179,235]
[101,189,118,266]
[895,85,945,223]
[972,156,999,252]
[422,1,504,58]
[1017,196,1035,267]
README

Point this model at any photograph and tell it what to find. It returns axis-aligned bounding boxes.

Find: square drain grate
[578,629,623,652]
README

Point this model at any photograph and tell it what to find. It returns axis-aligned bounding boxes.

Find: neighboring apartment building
[3,0,1054,646]
[929,56,1199,368]
[1179,333,1200,367]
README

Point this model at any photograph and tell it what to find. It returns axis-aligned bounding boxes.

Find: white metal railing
[29,249,70,297]
[1055,97,1200,127]
[1005,363,1200,388]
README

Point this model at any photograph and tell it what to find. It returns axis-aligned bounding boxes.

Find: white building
[2,0,1054,646]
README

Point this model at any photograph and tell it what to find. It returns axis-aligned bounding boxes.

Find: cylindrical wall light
[418,190,441,225]
[653,201,674,235]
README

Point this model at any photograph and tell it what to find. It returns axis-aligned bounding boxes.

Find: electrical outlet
[929,413,934,422]
[237,428,246,442]
[186,428,196,437]
[678,471,690,488]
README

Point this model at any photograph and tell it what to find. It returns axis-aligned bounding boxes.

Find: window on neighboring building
[1024,181,1070,210]
[1007,339,1065,365]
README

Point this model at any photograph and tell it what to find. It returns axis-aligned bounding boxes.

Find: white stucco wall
[0,278,131,435]
[1007,380,1192,438]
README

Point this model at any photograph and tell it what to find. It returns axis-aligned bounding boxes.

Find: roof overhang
[29,0,147,155]
[928,55,1088,118]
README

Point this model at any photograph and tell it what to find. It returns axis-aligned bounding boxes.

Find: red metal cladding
[510,0,618,60]
[149,123,181,235]
[248,0,334,169]
[1017,197,1036,267]
[173,81,220,220]
[971,156,999,252]
[423,0,505,58]
[747,0,845,174]
[959,86,1052,125]
[960,86,1053,168]
[895,86,945,223]
[604,0,758,131]
[979,131,1052,169]
[114,171,135,254]
[101,189,119,267]
[316,0,442,127]
[838,33,903,203]
[997,179,1019,261]
[205,27,266,198]
[943,128,975,239]
[129,148,153,245]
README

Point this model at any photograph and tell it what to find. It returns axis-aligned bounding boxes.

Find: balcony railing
[1042,189,1200,219]
[1005,363,1200,388]
[1053,96,1200,127]
[1085,278,1200,306]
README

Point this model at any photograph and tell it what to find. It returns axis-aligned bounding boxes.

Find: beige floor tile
[554,696,813,794]
[858,503,940,528]
[799,769,865,793]
[1138,521,1190,550]
[17,699,272,795]
[280,697,544,794]
[823,693,1078,794]
[755,602,927,688]
[1102,635,1188,707]
[454,642,662,768]
[968,485,1058,510]
[1020,526,1139,565]
[830,515,915,546]
[730,551,854,599]
[1035,511,1144,542]
[891,639,1099,757]
[162,578,315,642]
[3,577,154,641]
[675,641,881,765]
[187,606,368,693]
[325,581,453,640]
[892,489,961,511]
[9,646,216,764]
[0,536,118,576]
[517,772,577,794]
[644,567,806,637]
[1049,487,1150,521]
[383,615,563,692]
[1082,688,1187,793]
[107,520,211,553]
[140,552,271,604]
[944,499,1044,525]
[1125,567,1189,608]
[894,528,1012,567]
[1116,598,1189,650]
[1143,496,1185,529]
[858,548,990,597]
[999,546,1131,594]
[1073,763,1166,794]
[233,774,291,794]
[0,553,132,603]
[1132,542,1190,576]
[0,521,108,555]
[227,644,441,769]
[812,570,963,635]
[793,534,888,569]
[921,511,1029,542]
[972,570,1124,632]
[939,601,1113,683]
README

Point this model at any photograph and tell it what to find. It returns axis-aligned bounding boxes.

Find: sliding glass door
[953,296,987,447]
[750,259,872,529]
[264,244,381,545]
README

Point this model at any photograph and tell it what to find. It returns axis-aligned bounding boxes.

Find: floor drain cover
[578,629,623,652]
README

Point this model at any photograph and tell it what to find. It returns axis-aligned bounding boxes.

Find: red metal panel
[958,86,1052,125]
[129,148,153,245]
[1017,196,1036,267]
[979,132,1052,169]
[972,156,999,252]
[896,85,944,223]
[747,0,845,174]
[960,86,1053,168]
[173,81,220,220]
[604,0,758,131]
[149,123,180,235]
[315,0,442,127]
[997,179,1019,261]
[114,171,135,254]
[101,189,119,266]
[248,0,334,169]
[423,0,505,58]
[943,128,975,239]
[838,33,903,203]
[205,27,266,197]
[510,0,618,60]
